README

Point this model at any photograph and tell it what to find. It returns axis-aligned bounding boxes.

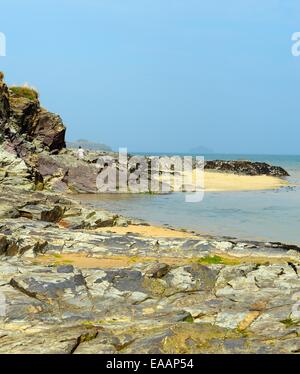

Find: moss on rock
[9,86,39,101]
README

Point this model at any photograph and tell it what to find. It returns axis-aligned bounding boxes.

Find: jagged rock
[83,210,118,228]
[144,263,170,278]
[9,267,90,305]
[0,324,100,354]
[164,264,217,293]
[30,109,65,152]
[36,153,98,193]
[0,144,34,190]
[121,323,241,354]
[0,76,66,164]
[0,79,10,126]
[0,233,48,257]
[204,160,289,176]
[8,92,39,136]
[18,204,64,223]
[59,208,119,229]
[0,201,20,219]
[0,75,67,191]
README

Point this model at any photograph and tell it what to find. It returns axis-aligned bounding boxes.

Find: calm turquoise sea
[81,154,300,246]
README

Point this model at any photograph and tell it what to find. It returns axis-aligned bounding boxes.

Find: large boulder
[29,109,66,152]
[36,153,99,193]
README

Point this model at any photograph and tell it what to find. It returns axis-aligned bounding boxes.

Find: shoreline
[71,171,294,247]
[203,170,289,191]
[35,188,300,262]
[95,170,289,193]
[34,203,300,270]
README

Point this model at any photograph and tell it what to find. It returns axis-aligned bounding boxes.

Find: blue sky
[0,0,300,154]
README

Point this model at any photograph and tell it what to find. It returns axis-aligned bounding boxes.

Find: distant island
[66,139,112,152]
[189,145,214,154]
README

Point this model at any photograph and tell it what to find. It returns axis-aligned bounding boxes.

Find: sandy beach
[33,250,296,269]
[94,224,200,238]
[204,170,289,191]
[159,170,289,192]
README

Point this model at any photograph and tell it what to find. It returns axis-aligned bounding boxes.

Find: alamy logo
[0,32,6,57]
[291,32,300,57]
[96,148,205,203]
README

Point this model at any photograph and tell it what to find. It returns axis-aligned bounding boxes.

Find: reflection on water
[75,154,300,246]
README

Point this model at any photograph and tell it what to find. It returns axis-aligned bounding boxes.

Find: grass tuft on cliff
[10,86,39,101]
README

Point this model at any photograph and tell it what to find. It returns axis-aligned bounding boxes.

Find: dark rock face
[204,160,289,177]
[30,109,66,152]
[36,153,99,193]
[0,75,66,154]
[0,73,69,191]
[0,79,10,125]
[0,74,101,193]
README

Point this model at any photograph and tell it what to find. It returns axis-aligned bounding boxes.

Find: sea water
[78,154,300,246]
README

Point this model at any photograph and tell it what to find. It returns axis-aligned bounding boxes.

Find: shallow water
[77,154,300,246]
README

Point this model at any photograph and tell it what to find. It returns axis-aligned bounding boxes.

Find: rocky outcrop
[0,73,68,190]
[0,78,66,154]
[204,160,289,177]
[0,73,102,193]
[0,144,34,190]
[36,153,99,193]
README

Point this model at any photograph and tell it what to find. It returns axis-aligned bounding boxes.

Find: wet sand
[158,170,289,192]
[94,224,200,238]
[33,252,296,269]
[204,171,289,191]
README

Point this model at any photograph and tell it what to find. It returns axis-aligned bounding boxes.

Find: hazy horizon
[66,139,300,156]
[66,138,300,156]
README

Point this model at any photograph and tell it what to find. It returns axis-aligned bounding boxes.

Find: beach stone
[144,263,170,278]
[18,204,64,223]
[164,264,217,293]
[214,241,233,251]
[0,325,99,354]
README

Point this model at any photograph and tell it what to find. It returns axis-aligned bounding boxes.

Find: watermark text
[96,148,204,203]
[0,32,6,57]
[291,32,300,57]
